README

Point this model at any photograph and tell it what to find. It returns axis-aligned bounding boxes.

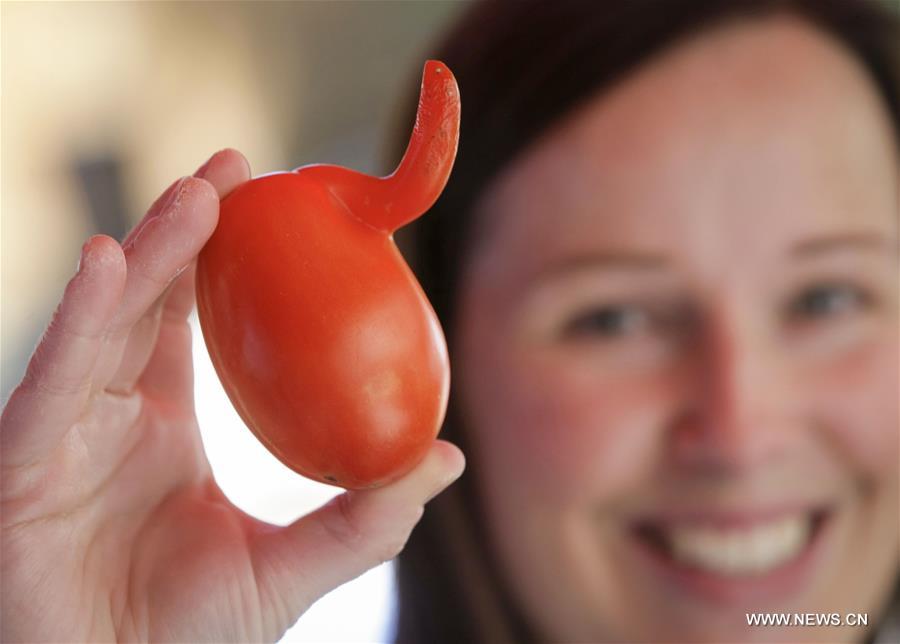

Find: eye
[787,283,871,321]
[563,305,650,339]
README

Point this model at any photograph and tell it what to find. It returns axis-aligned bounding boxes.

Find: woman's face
[455,15,898,643]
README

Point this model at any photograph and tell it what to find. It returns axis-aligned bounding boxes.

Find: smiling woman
[393,1,899,642]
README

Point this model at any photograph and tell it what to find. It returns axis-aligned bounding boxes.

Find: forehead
[469,14,897,277]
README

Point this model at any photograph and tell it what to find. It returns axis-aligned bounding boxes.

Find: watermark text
[746,613,868,627]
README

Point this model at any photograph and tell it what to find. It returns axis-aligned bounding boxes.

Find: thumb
[248,440,465,631]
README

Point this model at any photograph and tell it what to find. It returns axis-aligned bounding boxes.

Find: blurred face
[455,15,898,643]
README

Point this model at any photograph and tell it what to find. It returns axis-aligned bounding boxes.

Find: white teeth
[666,515,811,576]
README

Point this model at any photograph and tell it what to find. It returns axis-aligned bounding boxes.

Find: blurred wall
[1,0,468,398]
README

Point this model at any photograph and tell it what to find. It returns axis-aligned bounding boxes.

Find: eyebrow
[534,250,669,282]
[531,231,896,284]
[790,231,898,257]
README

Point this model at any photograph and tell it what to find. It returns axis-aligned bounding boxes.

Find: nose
[669,306,795,475]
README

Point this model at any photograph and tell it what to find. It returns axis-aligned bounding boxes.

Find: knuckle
[318,496,425,564]
[21,332,95,399]
[20,364,91,400]
[318,492,365,552]
[376,505,424,563]
[135,266,175,292]
[42,307,105,350]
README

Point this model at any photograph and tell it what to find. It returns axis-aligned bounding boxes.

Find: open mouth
[632,508,831,581]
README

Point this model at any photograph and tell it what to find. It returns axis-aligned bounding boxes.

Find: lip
[624,505,835,606]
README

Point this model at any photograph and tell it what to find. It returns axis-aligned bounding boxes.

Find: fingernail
[161,177,189,213]
[122,178,187,251]
[425,456,465,503]
[440,442,466,480]
[76,235,104,274]
[76,239,91,273]
[194,151,218,178]
[145,177,187,220]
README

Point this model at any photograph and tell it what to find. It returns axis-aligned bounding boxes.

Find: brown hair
[390,1,900,642]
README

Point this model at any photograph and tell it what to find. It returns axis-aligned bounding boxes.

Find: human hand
[0,149,465,643]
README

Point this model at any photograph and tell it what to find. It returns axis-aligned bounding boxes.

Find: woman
[393,1,899,642]
[1,1,897,643]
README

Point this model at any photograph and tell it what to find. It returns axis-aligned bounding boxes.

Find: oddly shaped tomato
[196,61,459,489]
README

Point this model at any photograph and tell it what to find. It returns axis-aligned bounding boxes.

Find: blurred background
[1,1,468,641]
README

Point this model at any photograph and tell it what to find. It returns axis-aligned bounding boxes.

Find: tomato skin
[196,62,458,488]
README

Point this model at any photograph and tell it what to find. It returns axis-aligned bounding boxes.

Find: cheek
[459,338,669,505]
[805,331,899,476]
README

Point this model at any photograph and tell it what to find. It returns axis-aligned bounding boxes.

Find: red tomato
[196,61,459,489]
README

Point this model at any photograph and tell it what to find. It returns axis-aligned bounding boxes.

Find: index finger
[111,148,251,335]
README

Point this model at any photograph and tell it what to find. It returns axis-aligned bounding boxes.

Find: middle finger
[99,176,219,394]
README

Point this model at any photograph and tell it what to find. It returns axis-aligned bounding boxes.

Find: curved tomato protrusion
[196,61,460,489]
[300,60,460,233]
